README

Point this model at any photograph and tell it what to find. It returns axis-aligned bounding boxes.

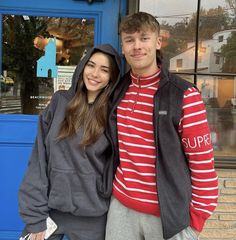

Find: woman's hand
[30,231,46,240]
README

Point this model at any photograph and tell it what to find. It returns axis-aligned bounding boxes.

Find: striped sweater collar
[130,68,161,88]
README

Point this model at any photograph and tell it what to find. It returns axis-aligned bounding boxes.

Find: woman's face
[83,52,111,102]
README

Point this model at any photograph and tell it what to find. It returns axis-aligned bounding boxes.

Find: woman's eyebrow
[101,65,110,69]
[88,59,110,69]
[87,60,95,64]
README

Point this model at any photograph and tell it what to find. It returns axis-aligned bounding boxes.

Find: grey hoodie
[18,44,121,233]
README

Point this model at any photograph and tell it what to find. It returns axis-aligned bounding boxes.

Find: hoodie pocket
[48,168,109,216]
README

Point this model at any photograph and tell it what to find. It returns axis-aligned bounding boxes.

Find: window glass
[140,0,198,72]
[139,0,236,165]
[177,74,194,84]
[1,15,94,114]
[197,75,236,159]
[199,0,236,74]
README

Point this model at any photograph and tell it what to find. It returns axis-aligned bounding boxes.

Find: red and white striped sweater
[112,70,218,232]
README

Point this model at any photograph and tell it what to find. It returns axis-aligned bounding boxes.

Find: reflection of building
[170,29,236,109]
[170,29,236,73]
[37,37,58,78]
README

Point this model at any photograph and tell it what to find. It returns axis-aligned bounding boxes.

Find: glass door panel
[1,15,94,114]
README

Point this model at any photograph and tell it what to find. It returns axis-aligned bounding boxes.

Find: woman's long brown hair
[58,51,119,147]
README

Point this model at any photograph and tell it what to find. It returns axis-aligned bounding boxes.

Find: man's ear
[156,36,162,50]
[121,42,124,54]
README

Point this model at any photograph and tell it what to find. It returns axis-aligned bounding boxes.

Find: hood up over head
[67,44,121,98]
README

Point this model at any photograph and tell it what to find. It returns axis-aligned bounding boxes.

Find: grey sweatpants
[22,210,107,240]
[105,197,199,240]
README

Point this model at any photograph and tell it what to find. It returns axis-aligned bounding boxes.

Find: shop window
[197,76,236,161]
[1,15,94,114]
[140,0,236,166]
[200,0,236,74]
[177,74,194,84]
[140,0,197,72]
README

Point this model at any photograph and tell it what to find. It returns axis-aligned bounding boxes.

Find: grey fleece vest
[154,71,194,239]
[109,68,195,239]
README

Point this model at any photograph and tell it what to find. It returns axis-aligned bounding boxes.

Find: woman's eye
[102,69,109,73]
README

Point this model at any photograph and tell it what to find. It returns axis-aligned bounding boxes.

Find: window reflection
[140,0,198,70]
[169,43,195,72]
[197,76,236,158]
[177,74,194,84]
[199,0,236,74]
[139,0,236,161]
[1,15,94,114]
[140,0,236,74]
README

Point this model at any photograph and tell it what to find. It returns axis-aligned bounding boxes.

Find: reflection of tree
[46,18,94,65]
[225,0,236,26]
[198,7,228,40]
[161,19,195,67]
[161,22,191,67]
[46,18,94,42]
[3,16,94,114]
[221,32,236,72]
[162,35,179,68]
[181,7,228,41]
[3,15,49,114]
[221,0,236,73]
[161,5,232,66]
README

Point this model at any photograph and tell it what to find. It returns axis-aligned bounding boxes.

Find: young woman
[19,44,120,240]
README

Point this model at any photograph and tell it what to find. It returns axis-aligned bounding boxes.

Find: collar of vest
[158,66,170,89]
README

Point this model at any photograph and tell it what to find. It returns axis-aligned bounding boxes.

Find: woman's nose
[91,67,100,77]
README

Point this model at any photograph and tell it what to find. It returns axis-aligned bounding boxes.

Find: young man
[106,12,218,240]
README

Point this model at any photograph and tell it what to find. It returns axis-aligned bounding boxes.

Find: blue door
[0,0,127,239]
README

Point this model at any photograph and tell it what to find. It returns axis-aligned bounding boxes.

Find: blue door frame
[0,0,127,239]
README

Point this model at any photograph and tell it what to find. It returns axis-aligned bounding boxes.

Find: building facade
[0,0,236,239]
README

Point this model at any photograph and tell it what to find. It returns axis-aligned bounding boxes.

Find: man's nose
[134,39,141,49]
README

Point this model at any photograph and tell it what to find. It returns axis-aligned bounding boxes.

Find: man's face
[121,29,161,76]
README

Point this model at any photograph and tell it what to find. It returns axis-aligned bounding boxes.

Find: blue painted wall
[0,115,38,239]
[0,0,127,239]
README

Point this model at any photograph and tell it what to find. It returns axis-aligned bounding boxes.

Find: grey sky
[139,0,227,25]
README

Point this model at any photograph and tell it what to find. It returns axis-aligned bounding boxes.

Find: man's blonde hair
[119,12,160,35]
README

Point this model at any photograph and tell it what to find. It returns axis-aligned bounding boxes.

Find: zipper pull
[132,75,141,113]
